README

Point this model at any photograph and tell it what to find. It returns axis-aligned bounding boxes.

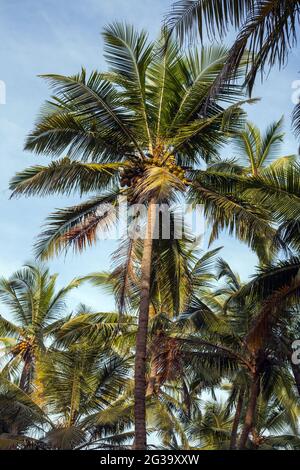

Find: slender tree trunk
[229,387,244,450]
[19,358,32,393]
[133,200,157,450]
[238,373,260,450]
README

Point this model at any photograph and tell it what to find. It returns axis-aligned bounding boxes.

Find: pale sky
[0,0,299,314]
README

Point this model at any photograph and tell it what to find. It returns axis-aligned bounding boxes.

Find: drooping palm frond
[233,164,300,235]
[166,1,300,94]
[10,159,122,197]
[34,190,120,259]
[277,219,300,253]
[0,373,52,440]
[27,70,145,159]
[233,256,300,301]
[54,311,134,348]
[188,170,279,260]
[166,0,255,43]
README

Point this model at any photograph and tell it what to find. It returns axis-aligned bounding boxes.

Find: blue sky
[0,0,299,314]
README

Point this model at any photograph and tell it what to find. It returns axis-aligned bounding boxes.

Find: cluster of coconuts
[120,165,144,188]
[12,338,34,358]
[164,156,188,184]
[119,154,189,188]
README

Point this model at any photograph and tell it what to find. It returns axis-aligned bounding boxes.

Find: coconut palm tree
[167,0,300,94]
[219,256,300,448]
[0,263,79,393]
[10,23,282,448]
[1,256,300,449]
[168,253,300,449]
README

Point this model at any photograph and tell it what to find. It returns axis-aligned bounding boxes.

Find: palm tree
[1,257,300,450]
[220,257,300,448]
[10,24,281,448]
[170,253,300,449]
[0,263,78,393]
[167,0,300,94]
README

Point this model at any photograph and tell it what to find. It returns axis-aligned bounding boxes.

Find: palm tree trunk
[230,387,244,450]
[238,373,260,450]
[133,199,157,450]
[19,358,32,393]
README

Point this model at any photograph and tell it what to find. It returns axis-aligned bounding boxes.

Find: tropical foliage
[3,0,300,452]
[167,0,300,93]
[2,251,300,450]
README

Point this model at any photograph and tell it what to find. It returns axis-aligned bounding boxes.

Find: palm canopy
[166,0,300,93]
[39,342,132,449]
[9,22,277,261]
[0,263,79,391]
[0,334,135,450]
[231,117,296,176]
[173,256,300,448]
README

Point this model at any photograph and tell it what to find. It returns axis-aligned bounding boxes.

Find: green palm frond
[102,22,153,148]
[166,0,254,43]
[44,426,87,450]
[166,1,300,93]
[29,70,144,158]
[10,159,122,197]
[34,190,120,259]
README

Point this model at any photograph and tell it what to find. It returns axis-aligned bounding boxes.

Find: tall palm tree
[10,24,280,448]
[167,0,300,94]
[0,263,78,393]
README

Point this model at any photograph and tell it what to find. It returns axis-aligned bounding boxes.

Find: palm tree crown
[0,263,78,392]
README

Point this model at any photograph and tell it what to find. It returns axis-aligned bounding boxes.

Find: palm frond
[34,191,120,259]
